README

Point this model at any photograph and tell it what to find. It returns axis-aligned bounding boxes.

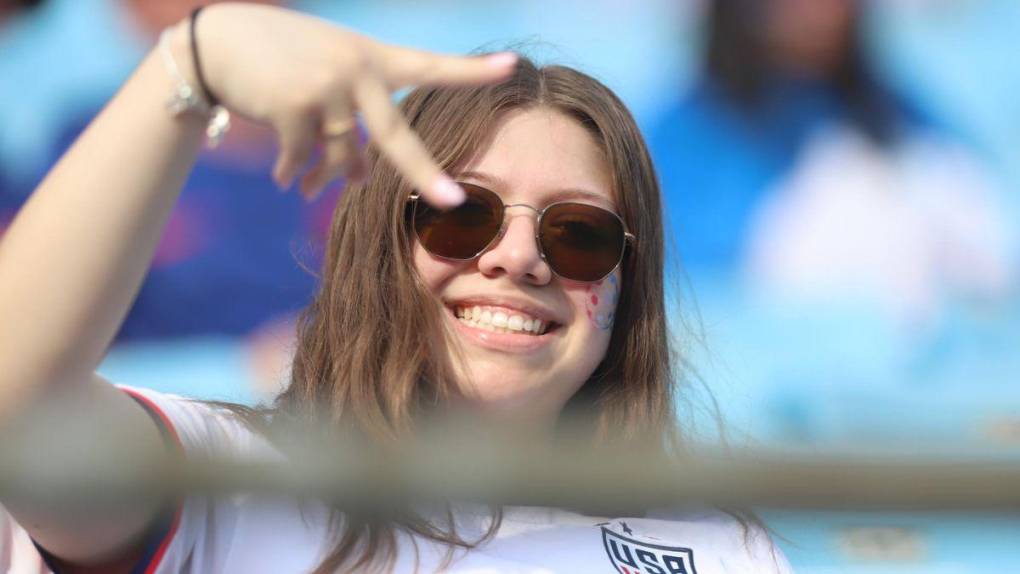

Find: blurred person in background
[647,0,1018,446]
[0,0,43,24]
[2,0,318,396]
[650,0,1015,326]
[0,0,47,237]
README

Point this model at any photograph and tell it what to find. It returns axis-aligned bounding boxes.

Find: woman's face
[413,107,621,431]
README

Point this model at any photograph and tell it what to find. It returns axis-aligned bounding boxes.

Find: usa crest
[600,523,698,574]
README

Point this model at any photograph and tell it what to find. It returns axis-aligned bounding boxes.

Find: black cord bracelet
[189,6,220,107]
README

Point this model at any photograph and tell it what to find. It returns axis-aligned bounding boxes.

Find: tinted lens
[539,202,626,281]
[413,183,504,259]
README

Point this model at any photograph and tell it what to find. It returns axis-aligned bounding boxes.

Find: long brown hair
[273,56,680,573]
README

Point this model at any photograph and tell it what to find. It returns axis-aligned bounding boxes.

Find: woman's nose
[476,207,553,285]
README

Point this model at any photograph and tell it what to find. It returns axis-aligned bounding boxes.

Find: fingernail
[432,176,465,206]
[486,52,518,69]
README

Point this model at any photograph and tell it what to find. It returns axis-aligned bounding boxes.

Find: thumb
[381,48,519,89]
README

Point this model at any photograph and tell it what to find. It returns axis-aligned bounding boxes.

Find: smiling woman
[412,106,633,427]
[295,63,675,454]
[0,4,790,574]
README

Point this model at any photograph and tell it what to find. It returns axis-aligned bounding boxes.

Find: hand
[187,3,517,206]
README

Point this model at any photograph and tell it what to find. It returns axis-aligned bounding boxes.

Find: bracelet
[157,22,230,147]
[189,6,220,107]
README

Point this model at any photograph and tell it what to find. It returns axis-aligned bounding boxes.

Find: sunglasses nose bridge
[500,202,545,250]
[485,202,552,272]
[502,203,541,215]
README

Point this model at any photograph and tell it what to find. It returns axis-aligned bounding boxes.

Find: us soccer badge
[599,520,698,574]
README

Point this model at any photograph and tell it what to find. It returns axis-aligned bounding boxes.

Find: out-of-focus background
[2,0,1019,571]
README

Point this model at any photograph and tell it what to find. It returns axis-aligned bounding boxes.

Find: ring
[321,118,356,138]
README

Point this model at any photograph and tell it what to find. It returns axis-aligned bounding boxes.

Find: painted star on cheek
[585,274,619,331]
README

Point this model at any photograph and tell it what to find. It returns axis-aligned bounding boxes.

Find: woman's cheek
[413,244,458,291]
[584,274,620,331]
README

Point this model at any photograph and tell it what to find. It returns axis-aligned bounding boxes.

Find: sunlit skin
[413,107,622,434]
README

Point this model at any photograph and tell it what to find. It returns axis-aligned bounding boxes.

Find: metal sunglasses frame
[408,186,636,283]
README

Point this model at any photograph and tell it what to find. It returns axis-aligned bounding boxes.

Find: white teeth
[492,312,508,328]
[453,306,550,335]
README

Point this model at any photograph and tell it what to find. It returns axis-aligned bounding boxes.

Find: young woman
[0,4,792,573]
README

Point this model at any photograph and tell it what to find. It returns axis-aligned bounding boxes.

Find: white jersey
[3,387,793,574]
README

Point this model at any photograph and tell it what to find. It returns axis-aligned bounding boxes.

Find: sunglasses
[409,183,634,282]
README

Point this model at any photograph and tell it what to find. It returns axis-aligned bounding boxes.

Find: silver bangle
[158,28,231,148]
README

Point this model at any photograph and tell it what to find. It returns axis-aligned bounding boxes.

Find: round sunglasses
[409,183,635,282]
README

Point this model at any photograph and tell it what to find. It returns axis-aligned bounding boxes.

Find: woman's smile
[444,297,563,353]
[455,305,550,336]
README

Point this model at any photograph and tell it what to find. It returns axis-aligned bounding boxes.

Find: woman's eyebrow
[455,170,501,187]
[455,170,614,207]
[550,188,614,205]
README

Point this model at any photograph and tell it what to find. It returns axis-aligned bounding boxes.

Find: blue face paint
[585,274,619,331]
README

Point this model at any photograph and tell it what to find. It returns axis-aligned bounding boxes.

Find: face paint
[585,274,619,331]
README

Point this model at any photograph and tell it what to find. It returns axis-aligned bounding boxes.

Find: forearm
[0,24,205,413]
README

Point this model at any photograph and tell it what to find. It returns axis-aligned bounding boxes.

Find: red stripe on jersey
[120,388,184,574]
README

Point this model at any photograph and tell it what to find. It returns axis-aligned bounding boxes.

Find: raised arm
[0,3,515,566]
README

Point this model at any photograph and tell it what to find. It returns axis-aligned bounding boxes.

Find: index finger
[352,75,465,208]
[379,47,518,89]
